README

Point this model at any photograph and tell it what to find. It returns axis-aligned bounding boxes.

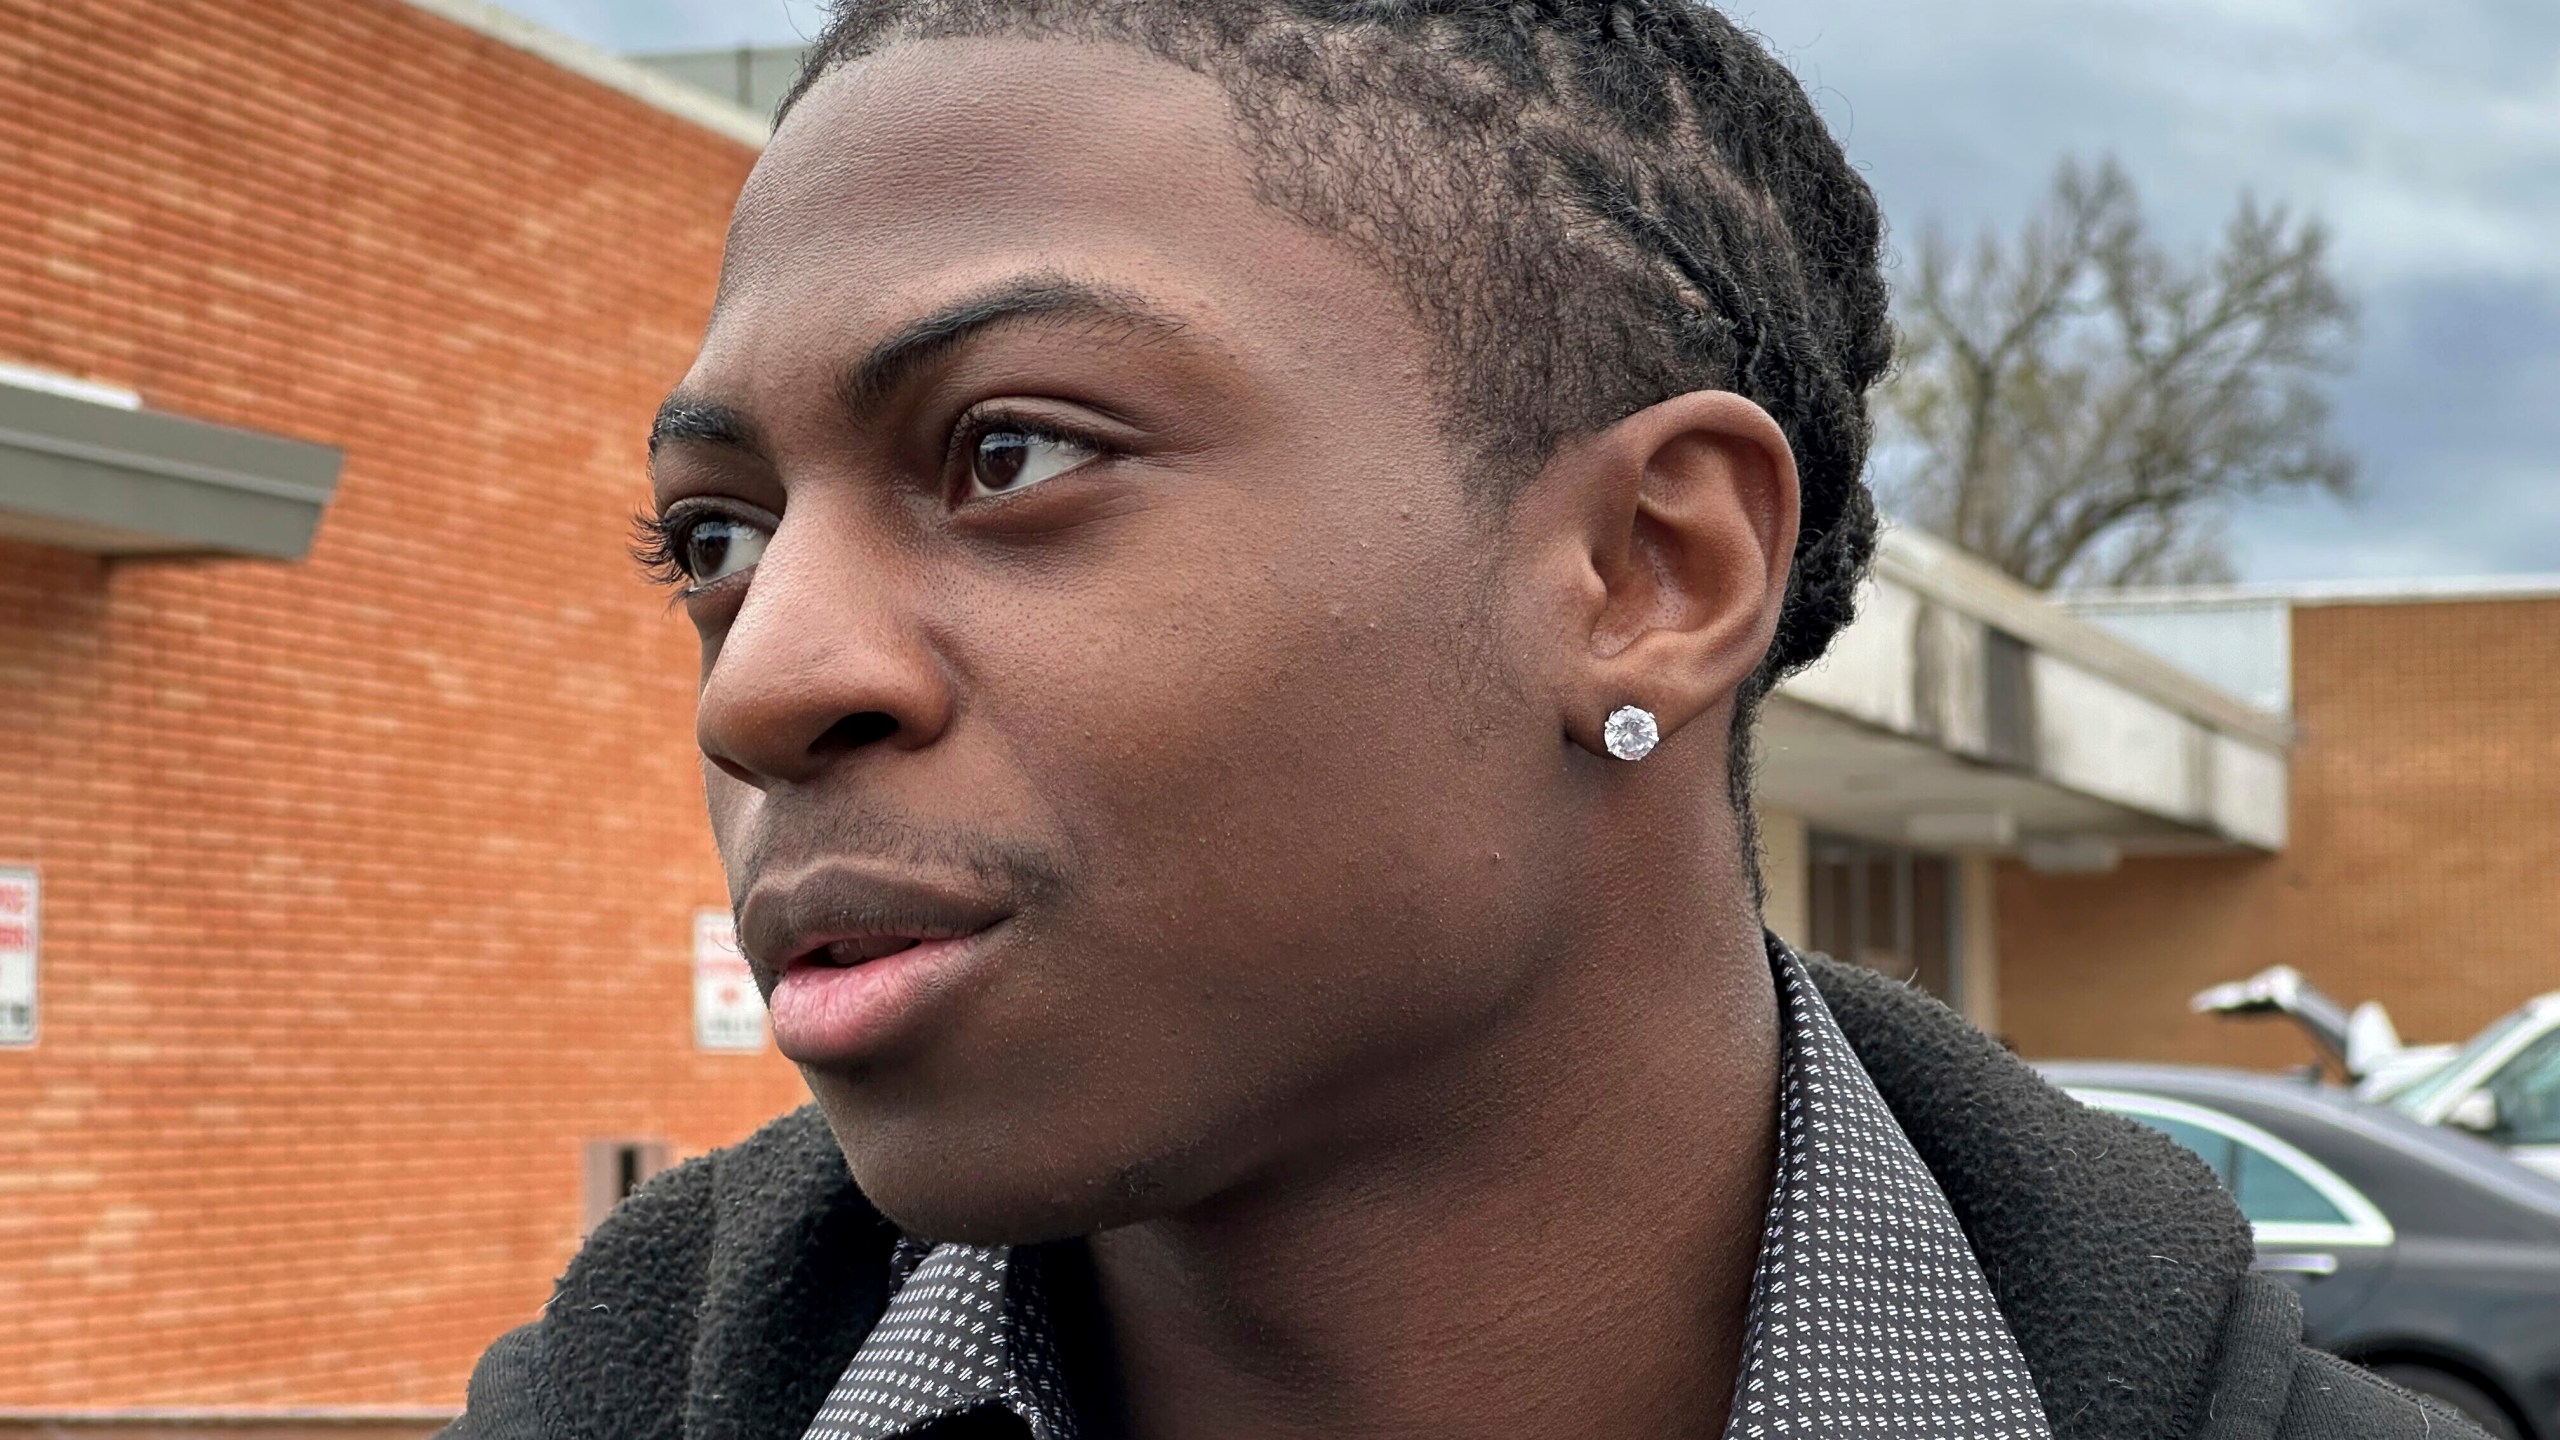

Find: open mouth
[787,922,1006,973]
[804,935,931,968]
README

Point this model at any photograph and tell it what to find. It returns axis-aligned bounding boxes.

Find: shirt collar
[804,1239,1079,1440]
[804,946,2051,1440]
[1728,951,2050,1438]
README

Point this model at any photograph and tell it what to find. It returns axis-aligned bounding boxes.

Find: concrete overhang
[0,380,343,561]
[1761,527,2293,860]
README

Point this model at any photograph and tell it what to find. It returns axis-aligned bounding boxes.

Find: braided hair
[781,0,1889,900]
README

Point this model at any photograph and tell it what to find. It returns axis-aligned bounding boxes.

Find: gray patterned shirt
[803,948,2053,1440]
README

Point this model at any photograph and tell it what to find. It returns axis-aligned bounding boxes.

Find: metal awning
[0,380,342,561]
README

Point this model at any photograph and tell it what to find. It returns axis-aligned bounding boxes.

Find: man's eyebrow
[648,278,1192,461]
[839,276,1194,420]
[649,395,762,457]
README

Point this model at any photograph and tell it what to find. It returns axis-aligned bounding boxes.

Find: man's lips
[739,865,1014,1064]
[764,929,1008,1064]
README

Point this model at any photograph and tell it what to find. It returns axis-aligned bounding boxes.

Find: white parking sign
[693,908,765,1052]
[0,868,36,1048]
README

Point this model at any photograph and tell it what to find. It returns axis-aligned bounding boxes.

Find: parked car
[2193,967,2560,1180]
[2386,996,2560,1183]
[2047,1060,2560,1440]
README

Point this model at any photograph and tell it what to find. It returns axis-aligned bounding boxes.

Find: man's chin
[844,1150,1185,1248]
[813,1096,1192,1246]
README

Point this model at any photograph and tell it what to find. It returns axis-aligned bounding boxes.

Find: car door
[2072,1089,2396,1335]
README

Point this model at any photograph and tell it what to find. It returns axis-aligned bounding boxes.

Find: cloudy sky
[496,0,2560,583]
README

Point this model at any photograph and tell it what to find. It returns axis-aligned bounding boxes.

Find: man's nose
[693,523,950,790]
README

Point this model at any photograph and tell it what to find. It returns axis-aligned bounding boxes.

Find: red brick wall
[0,0,809,1406]
[1999,598,2560,1066]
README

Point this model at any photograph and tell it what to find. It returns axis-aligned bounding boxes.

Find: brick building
[0,0,803,1418]
[2,0,2553,1426]
[1995,583,2560,1068]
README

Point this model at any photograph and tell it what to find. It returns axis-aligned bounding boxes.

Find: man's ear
[1530,391,1800,761]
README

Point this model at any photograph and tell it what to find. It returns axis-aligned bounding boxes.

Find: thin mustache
[738,875,1002,973]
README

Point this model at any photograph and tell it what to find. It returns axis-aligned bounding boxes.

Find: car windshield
[2391,1006,2540,1116]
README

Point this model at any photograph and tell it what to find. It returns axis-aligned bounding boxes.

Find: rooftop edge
[396,0,773,147]
[1873,526,2294,749]
[2062,574,2560,610]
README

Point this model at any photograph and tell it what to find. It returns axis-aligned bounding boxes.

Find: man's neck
[1084,893,1780,1440]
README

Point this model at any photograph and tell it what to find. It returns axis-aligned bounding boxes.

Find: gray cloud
[504,0,2559,582]
[1738,0,2560,581]
[2244,275,2560,578]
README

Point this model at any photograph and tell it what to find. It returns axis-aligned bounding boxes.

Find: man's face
[657,38,1583,1242]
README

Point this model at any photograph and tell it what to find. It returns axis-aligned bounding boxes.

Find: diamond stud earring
[1603,705,1661,762]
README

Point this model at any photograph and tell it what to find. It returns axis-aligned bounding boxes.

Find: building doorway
[1808,833,1960,1005]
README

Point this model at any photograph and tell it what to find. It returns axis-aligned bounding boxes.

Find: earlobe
[1551,391,1800,768]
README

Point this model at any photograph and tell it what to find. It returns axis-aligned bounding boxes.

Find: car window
[2141,1115,2238,1185]
[2487,1029,2560,1146]
[2232,1146,2350,1225]
[2115,1106,2354,1230]
[2069,1089,2397,1248]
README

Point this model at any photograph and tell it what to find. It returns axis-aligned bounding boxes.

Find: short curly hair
[781,0,1888,899]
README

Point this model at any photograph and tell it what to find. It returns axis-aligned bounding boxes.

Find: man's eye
[968,428,1097,499]
[682,517,768,585]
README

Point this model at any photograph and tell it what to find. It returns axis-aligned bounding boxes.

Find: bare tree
[1876,157,2357,589]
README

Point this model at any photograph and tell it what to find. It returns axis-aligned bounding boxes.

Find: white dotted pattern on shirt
[803,1242,1074,1440]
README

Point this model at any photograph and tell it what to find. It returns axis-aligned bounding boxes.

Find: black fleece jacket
[443,956,2481,1439]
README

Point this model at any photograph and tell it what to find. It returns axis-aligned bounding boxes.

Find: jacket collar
[1802,952,2257,1440]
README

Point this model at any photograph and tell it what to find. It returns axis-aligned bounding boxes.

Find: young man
[450,4,2472,1437]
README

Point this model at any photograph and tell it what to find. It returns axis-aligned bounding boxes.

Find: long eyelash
[946,410,1109,471]
[630,509,690,590]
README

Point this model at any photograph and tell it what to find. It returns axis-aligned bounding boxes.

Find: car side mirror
[2448,1089,2501,1136]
